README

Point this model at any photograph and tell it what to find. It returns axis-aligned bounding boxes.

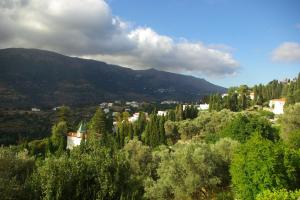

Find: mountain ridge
[0,48,226,108]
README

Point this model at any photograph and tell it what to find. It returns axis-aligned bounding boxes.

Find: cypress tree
[175,104,183,121]
[89,108,107,135]
[49,121,67,154]
[159,116,166,144]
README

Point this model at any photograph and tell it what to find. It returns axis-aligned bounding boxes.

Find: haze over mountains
[0,48,226,108]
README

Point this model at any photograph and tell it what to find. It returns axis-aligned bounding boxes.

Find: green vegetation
[209,73,300,112]
[256,189,300,200]
[1,75,300,199]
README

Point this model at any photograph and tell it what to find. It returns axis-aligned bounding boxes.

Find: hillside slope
[0,48,226,108]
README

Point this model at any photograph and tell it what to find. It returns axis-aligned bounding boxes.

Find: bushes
[144,138,239,200]
[0,147,35,200]
[280,104,300,148]
[256,189,300,200]
[31,143,142,200]
[230,134,300,200]
[221,113,279,142]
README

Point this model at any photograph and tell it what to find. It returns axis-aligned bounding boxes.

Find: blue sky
[108,0,300,87]
[0,0,299,87]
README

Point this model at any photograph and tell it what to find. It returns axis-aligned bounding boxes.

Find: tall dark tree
[49,121,67,155]
[133,112,147,140]
[175,104,183,121]
[89,108,107,135]
[142,114,165,147]
[229,93,239,112]
[56,106,72,130]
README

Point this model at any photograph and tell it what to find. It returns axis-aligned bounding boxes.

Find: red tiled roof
[270,98,286,102]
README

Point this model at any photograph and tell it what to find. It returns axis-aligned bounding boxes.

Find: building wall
[199,104,209,110]
[157,111,167,116]
[67,136,82,150]
[269,101,285,114]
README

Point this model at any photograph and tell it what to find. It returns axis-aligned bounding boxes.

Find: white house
[157,111,168,116]
[129,112,140,123]
[100,102,108,108]
[31,108,40,112]
[103,108,110,114]
[161,100,179,105]
[128,112,149,123]
[198,103,209,110]
[221,93,228,98]
[108,102,114,107]
[269,98,286,115]
[126,101,139,108]
[67,123,87,150]
[52,106,62,111]
[250,92,255,100]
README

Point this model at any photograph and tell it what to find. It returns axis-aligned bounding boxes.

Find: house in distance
[269,98,286,115]
[67,122,87,149]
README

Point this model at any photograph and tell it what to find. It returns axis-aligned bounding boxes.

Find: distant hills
[0,48,226,108]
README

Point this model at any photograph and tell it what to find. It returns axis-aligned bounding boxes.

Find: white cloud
[272,42,300,63]
[0,0,239,76]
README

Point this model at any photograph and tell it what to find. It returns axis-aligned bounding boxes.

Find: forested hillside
[0,48,226,108]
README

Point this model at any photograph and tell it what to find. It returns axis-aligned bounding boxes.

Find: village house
[103,108,110,114]
[269,98,286,115]
[31,108,40,112]
[157,110,168,116]
[129,112,140,122]
[249,92,255,100]
[161,100,179,105]
[221,93,228,98]
[197,103,209,110]
[126,101,139,108]
[52,106,62,111]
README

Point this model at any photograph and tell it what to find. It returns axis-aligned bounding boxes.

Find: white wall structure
[157,111,168,116]
[269,98,286,115]
[67,123,86,150]
[250,92,255,100]
[198,104,209,110]
[221,93,228,98]
[67,135,82,150]
[129,112,140,123]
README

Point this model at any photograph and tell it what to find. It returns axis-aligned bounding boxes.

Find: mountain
[0,48,226,108]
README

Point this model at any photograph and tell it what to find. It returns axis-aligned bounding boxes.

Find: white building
[52,106,62,111]
[128,112,149,123]
[100,102,108,108]
[67,123,87,150]
[129,112,140,123]
[221,93,228,98]
[126,101,139,108]
[161,100,179,105]
[250,92,255,100]
[157,111,168,116]
[31,108,40,112]
[103,108,110,114]
[108,102,114,107]
[269,98,286,115]
[183,105,188,110]
[198,103,209,110]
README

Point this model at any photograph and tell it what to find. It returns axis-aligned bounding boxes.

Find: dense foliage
[0,100,300,199]
[209,73,300,112]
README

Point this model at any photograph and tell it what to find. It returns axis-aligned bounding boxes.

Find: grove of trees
[1,78,300,199]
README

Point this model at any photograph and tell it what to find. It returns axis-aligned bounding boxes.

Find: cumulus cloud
[0,0,239,76]
[272,42,300,63]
